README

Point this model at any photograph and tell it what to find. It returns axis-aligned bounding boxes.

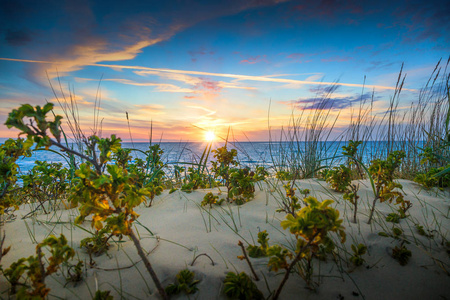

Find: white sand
[1,179,449,299]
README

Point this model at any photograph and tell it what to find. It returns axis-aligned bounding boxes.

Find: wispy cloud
[239,55,269,64]
[281,92,375,111]
[0,57,416,91]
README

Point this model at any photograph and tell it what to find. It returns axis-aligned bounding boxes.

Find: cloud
[321,56,353,63]
[394,0,450,43]
[94,78,194,93]
[5,29,32,46]
[188,47,215,62]
[239,55,269,64]
[282,92,375,111]
[0,58,418,91]
[0,0,289,85]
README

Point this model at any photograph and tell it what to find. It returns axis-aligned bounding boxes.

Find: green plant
[165,269,200,295]
[342,140,363,178]
[228,167,256,204]
[181,167,209,192]
[80,227,113,266]
[5,103,169,299]
[343,183,359,223]
[275,170,295,181]
[392,245,412,266]
[65,260,84,286]
[1,234,75,297]
[414,164,450,189]
[93,290,114,300]
[211,145,238,200]
[0,138,32,214]
[367,151,406,224]
[415,224,434,238]
[386,213,401,223]
[349,243,367,267]
[379,227,412,266]
[324,164,352,192]
[223,271,263,300]
[276,183,309,216]
[247,230,272,258]
[201,192,224,208]
[278,197,345,292]
[21,160,70,215]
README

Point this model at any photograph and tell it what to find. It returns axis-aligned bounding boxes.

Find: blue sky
[0,0,448,141]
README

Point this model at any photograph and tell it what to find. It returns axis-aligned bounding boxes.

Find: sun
[205,131,216,142]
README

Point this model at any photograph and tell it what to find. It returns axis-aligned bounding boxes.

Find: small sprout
[392,245,412,266]
[165,269,200,296]
[350,243,367,267]
[201,192,220,208]
[223,272,263,300]
[386,213,401,223]
[93,290,114,300]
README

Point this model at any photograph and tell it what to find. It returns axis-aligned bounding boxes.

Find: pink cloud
[321,56,353,62]
[239,55,268,64]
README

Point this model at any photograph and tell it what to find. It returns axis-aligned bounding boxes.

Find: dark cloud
[309,84,340,95]
[291,92,374,110]
[394,0,450,43]
[188,47,215,62]
[5,29,32,46]
[365,60,397,72]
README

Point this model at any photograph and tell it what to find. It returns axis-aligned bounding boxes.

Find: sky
[0,0,449,142]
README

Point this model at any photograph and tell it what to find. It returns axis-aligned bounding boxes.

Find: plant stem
[272,232,319,300]
[367,196,379,224]
[238,241,259,281]
[128,229,168,300]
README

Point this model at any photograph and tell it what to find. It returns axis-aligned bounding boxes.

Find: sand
[1,179,449,299]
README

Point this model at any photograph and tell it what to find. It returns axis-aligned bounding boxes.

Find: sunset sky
[0,0,448,142]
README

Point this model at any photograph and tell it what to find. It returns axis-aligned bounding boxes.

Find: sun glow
[205,131,216,142]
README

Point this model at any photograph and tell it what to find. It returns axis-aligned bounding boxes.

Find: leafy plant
[367,151,406,224]
[276,183,309,216]
[2,234,75,297]
[392,245,412,266]
[65,260,84,286]
[181,167,210,192]
[228,167,256,204]
[414,164,450,189]
[0,138,32,214]
[274,197,345,293]
[349,243,367,267]
[386,213,401,223]
[247,230,271,258]
[223,271,263,300]
[80,227,113,266]
[379,227,412,266]
[342,140,363,178]
[21,160,70,215]
[324,164,352,192]
[93,290,114,300]
[201,192,224,208]
[165,269,200,295]
[343,183,359,223]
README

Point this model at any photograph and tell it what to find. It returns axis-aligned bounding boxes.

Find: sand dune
[1,179,449,299]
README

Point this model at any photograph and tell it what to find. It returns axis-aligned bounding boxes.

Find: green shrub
[0,138,32,214]
[324,164,352,192]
